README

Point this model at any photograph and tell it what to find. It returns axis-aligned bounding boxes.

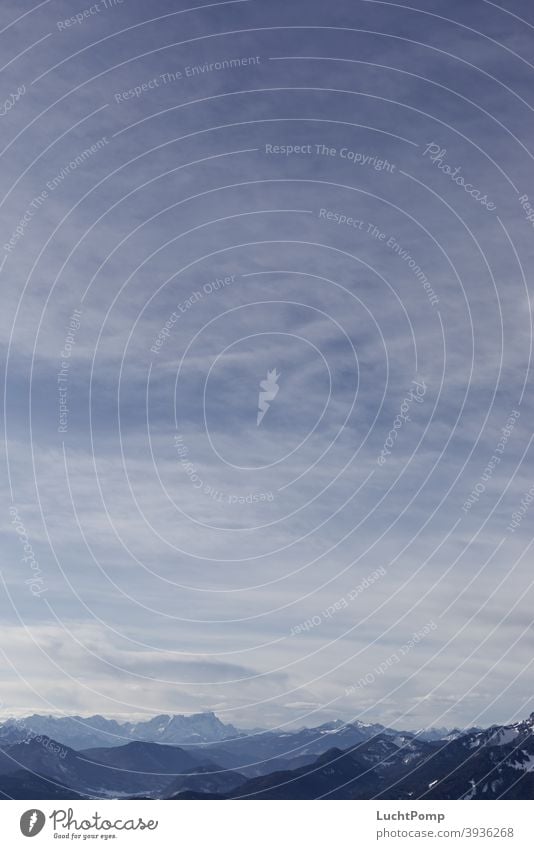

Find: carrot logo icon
[257,368,280,426]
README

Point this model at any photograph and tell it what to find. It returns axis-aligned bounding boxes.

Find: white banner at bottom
[1,799,531,848]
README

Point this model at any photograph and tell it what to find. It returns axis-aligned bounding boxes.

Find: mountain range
[0,711,531,800]
[0,711,238,749]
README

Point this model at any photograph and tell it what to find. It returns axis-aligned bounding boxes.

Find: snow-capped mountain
[0,711,239,750]
[125,712,240,745]
[1,712,533,799]
[411,726,477,742]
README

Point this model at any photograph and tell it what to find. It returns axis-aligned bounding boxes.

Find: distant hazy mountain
[127,712,240,745]
[0,721,35,747]
[0,714,405,769]
[0,711,239,750]
[0,715,127,749]
[412,726,482,743]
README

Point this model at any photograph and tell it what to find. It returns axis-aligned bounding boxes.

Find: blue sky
[1,0,534,731]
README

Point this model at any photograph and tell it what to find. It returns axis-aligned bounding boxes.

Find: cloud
[1,0,533,731]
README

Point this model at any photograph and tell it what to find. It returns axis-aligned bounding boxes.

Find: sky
[1,0,534,732]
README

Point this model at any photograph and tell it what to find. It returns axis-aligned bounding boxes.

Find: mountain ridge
[1,712,533,799]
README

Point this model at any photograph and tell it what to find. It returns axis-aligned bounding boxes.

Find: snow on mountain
[0,711,240,750]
